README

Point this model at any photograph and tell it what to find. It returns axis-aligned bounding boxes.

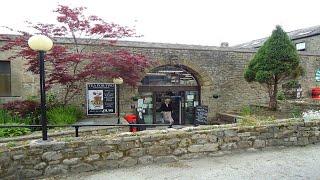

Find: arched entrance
[138,65,200,125]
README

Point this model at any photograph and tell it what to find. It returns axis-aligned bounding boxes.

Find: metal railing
[0,123,173,138]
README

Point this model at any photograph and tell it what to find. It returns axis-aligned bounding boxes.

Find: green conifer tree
[244,25,304,110]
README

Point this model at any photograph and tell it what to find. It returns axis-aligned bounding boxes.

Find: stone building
[234,25,320,53]
[1,29,320,124]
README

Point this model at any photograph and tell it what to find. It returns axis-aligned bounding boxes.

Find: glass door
[139,92,153,124]
[154,91,182,124]
[170,95,182,125]
[184,91,199,124]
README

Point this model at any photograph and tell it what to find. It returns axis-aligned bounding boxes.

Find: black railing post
[75,126,79,137]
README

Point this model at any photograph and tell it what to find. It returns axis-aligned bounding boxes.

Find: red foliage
[3,100,40,118]
[0,5,151,105]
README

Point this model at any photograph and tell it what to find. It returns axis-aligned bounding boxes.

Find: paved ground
[60,144,320,180]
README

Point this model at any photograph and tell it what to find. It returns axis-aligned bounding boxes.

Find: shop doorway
[155,91,182,125]
[138,65,200,125]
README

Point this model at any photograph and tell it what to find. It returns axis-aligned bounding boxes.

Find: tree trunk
[269,79,278,111]
[269,93,277,111]
[63,87,70,106]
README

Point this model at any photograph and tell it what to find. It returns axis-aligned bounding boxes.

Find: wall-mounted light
[212,94,220,99]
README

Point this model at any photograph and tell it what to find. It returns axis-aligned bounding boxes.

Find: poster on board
[86,83,116,115]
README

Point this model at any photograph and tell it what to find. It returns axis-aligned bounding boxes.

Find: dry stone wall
[1,119,320,179]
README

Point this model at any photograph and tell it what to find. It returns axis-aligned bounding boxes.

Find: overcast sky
[0,0,319,46]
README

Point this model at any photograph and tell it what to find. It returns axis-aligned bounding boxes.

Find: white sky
[0,0,319,46]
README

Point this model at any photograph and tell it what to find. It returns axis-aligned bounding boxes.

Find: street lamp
[113,77,123,124]
[28,35,53,141]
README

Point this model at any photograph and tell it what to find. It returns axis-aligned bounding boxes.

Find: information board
[86,83,116,115]
[195,106,208,125]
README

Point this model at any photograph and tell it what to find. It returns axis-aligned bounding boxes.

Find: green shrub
[0,109,22,124]
[291,107,302,118]
[276,91,286,100]
[283,80,299,88]
[0,109,36,125]
[47,105,83,125]
[240,106,253,116]
[2,100,40,125]
[0,123,31,137]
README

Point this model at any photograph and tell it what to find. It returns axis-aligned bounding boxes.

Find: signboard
[195,106,208,125]
[86,83,116,115]
[316,69,320,82]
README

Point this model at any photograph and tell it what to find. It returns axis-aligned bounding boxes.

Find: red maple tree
[0,5,151,105]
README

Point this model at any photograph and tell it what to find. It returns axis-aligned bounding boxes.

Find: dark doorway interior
[138,65,200,125]
[155,91,182,125]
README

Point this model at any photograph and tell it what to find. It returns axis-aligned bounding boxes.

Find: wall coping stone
[2,34,320,57]
[0,126,129,143]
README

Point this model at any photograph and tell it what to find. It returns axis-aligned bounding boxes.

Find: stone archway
[139,58,216,123]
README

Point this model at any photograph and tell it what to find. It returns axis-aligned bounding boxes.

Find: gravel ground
[59,144,320,180]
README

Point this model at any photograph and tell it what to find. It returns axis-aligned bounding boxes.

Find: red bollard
[124,114,137,132]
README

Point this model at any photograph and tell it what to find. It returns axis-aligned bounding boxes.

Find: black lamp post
[28,35,53,141]
[113,77,123,124]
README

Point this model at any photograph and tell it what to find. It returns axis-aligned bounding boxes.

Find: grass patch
[238,115,276,127]
[240,106,253,116]
[0,109,22,124]
[47,105,83,125]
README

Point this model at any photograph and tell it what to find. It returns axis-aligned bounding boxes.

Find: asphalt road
[65,144,320,180]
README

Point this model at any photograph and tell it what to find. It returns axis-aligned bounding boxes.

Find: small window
[316,69,320,82]
[296,42,306,51]
[0,61,11,96]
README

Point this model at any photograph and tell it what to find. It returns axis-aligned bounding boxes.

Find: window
[296,42,306,51]
[316,69,320,82]
[0,61,11,96]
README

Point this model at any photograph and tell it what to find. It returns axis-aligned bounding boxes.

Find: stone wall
[278,100,320,114]
[1,119,320,179]
[293,35,320,54]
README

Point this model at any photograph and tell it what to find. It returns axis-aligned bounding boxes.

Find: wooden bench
[215,112,244,124]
